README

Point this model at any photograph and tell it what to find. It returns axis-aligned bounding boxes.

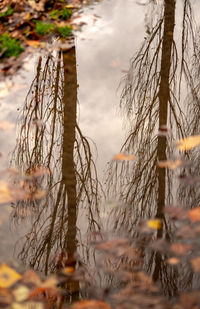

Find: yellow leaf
[0,264,21,288]
[113,153,136,161]
[147,219,162,230]
[62,267,75,274]
[12,302,44,309]
[13,285,30,302]
[177,135,200,151]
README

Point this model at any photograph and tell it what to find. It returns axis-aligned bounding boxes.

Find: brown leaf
[170,243,192,256]
[113,153,136,161]
[188,207,200,222]
[177,134,200,151]
[191,257,200,273]
[22,270,41,286]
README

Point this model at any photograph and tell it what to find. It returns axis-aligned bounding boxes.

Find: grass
[57,25,72,37]
[0,6,14,19]
[35,21,55,36]
[50,8,72,20]
[0,33,24,58]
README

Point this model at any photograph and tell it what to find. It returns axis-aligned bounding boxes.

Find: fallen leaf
[167,257,180,265]
[22,270,41,286]
[0,181,13,204]
[177,135,200,151]
[188,207,200,222]
[191,257,200,272]
[113,153,136,161]
[0,288,13,306]
[13,285,30,302]
[0,121,14,130]
[11,301,44,309]
[170,243,192,256]
[146,219,162,230]
[70,300,111,309]
[0,264,21,288]
[26,40,41,48]
[158,159,182,170]
[62,267,75,275]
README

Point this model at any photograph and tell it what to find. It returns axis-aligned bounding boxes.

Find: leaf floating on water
[158,159,182,170]
[191,257,200,273]
[146,219,162,230]
[188,207,200,222]
[113,153,136,161]
[0,264,21,288]
[70,300,112,309]
[167,257,180,265]
[0,121,14,130]
[170,243,192,256]
[176,135,200,151]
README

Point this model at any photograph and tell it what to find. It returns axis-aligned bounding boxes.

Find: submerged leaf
[188,207,200,222]
[146,219,162,230]
[177,135,200,151]
[158,159,182,170]
[70,300,111,309]
[170,243,192,256]
[167,257,180,265]
[191,257,200,272]
[113,153,136,161]
[0,264,21,288]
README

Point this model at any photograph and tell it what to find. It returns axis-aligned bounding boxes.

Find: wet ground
[1,0,200,305]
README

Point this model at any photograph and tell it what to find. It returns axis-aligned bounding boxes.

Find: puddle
[1,0,200,305]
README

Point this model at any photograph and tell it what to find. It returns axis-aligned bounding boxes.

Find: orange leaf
[170,243,192,256]
[188,207,200,222]
[70,300,111,309]
[0,121,14,130]
[167,257,180,265]
[26,40,41,48]
[177,135,200,151]
[113,153,136,161]
[191,257,200,272]
[158,159,182,170]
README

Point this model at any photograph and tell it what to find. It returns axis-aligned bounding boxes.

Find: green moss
[35,21,55,36]
[57,25,72,37]
[0,33,24,58]
[50,8,72,20]
[0,6,14,19]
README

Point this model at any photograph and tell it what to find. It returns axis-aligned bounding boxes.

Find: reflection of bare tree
[106,0,200,296]
[12,45,101,278]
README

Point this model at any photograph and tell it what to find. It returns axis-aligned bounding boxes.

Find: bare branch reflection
[12,45,102,277]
